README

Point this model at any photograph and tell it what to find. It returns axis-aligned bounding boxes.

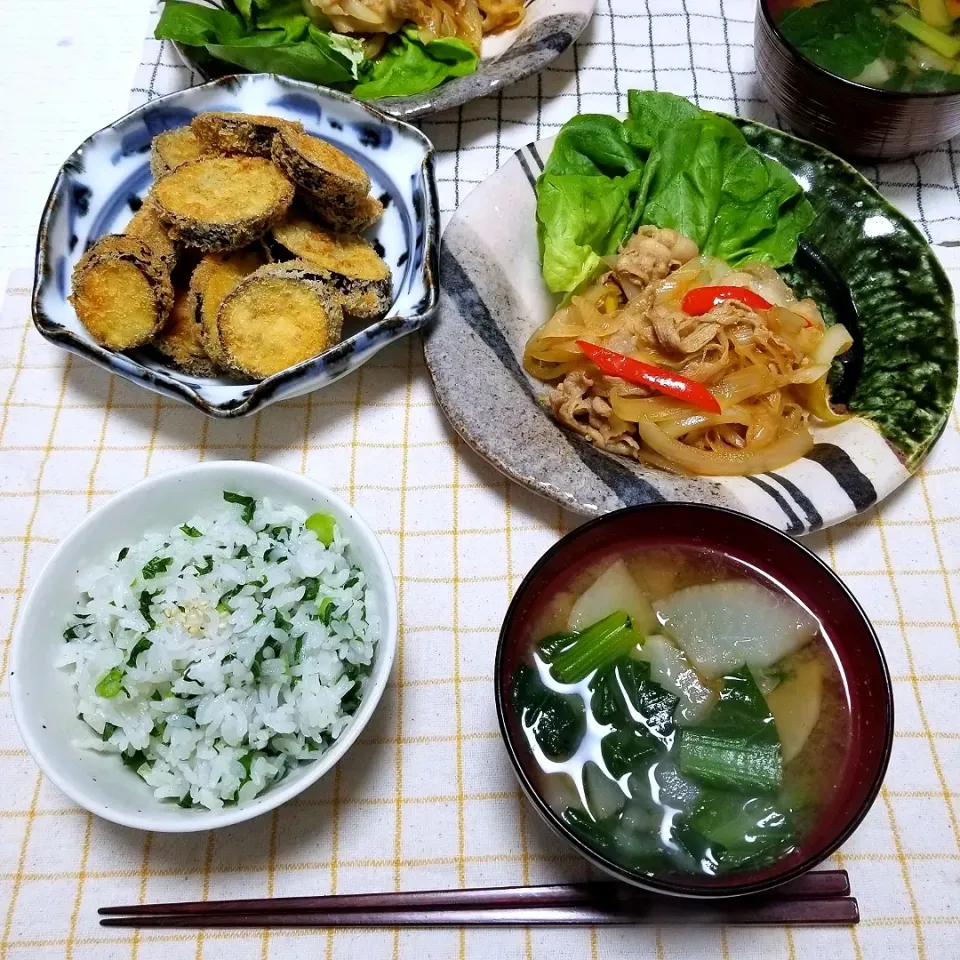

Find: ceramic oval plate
[34,74,438,418]
[425,117,958,534]
[173,0,597,121]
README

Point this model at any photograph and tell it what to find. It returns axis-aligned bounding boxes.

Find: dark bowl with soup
[495,504,892,898]
[756,0,960,159]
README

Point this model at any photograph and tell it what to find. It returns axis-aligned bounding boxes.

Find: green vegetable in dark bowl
[500,534,879,889]
[510,663,584,761]
[776,0,960,93]
[509,639,803,879]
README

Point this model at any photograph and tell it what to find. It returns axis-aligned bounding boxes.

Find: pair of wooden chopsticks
[100,870,857,928]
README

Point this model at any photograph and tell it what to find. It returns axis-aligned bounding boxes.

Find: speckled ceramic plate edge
[171,0,597,120]
[424,121,958,535]
[33,74,440,419]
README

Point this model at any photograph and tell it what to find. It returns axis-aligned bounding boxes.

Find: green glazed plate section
[733,117,958,467]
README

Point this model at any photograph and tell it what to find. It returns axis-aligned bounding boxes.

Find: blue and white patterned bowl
[33,74,439,418]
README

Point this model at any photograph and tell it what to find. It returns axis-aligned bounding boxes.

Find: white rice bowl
[56,492,379,812]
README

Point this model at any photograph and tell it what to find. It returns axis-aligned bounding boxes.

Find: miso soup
[774,0,960,93]
[509,545,850,881]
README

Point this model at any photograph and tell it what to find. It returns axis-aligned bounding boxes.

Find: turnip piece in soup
[767,658,824,763]
[635,634,716,726]
[567,559,657,634]
[654,580,819,679]
[583,761,627,821]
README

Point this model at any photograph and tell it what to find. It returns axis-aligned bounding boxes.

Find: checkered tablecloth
[2,1,960,957]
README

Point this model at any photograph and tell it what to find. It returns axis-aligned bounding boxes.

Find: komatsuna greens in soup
[509,546,850,881]
[775,0,960,92]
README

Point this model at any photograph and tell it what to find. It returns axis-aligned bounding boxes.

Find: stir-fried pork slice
[614,227,699,290]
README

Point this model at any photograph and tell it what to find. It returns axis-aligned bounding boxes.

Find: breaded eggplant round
[152,156,294,251]
[217,261,344,379]
[271,126,370,209]
[270,213,392,320]
[70,235,173,350]
[125,201,177,266]
[191,111,304,157]
[302,192,384,234]
[150,127,207,178]
[154,288,216,376]
[189,249,267,367]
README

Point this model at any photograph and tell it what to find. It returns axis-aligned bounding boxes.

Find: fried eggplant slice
[125,201,177,266]
[154,287,216,376]
[302,192,384,234]
[217,261,344,379]
[152,156,294,251]
[271,126,370,209]
[191,111,304,157]
[189,249,267,367]
[70,236,172,350]
[150,127,207,178]
[269,212,392,319]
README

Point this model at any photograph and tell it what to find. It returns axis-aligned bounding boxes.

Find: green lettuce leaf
[328,32,367,76]
[228,0,256,27]
[206,25,360,85]
[154,1,246,46]
[253,6,311,42]
[637,112,815,266]
[536,114,645,293]
[624,89,701,153]
[544,115,644,178]
[537,170,643,293]
[157,0,364,85]
[533,90,815,292]
[352,26,478,100]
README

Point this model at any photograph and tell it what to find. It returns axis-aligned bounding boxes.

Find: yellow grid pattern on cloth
[3,242,960,959]
[3,0,960,952]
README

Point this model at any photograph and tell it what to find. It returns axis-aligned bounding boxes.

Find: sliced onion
[609,392,692,424]
[658,407,753,440]
[527,341,583,363]
[781,363,831,385]
[617,275,646,300]
[634,419,814,475]
[793,298,825,330]
[572,293,625,338]
[655,580,820,679]
[522,350,581,379]
[769,305,807,336]
[713,366,778,407]
[795,323,854,425]
[811,323,853,367]
[800,376,851,425]
[720,264,795,308]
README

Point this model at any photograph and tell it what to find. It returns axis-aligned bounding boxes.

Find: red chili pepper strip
[575,340,722,414]
[681,285,772,316]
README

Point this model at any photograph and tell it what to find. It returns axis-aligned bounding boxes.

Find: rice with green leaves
[56,491,378,811]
